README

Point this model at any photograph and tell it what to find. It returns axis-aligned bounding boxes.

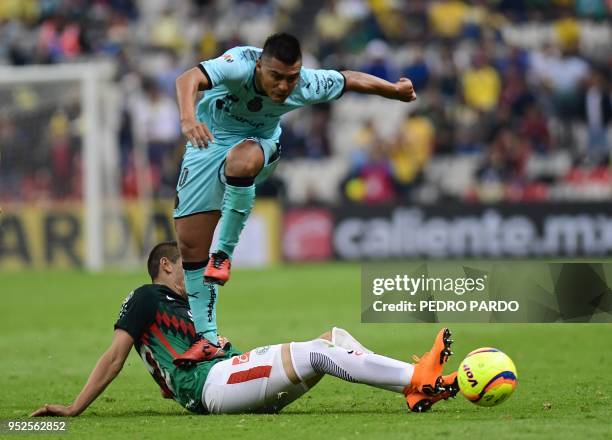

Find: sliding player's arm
[31,330,133,417]
[341,70,417,102]
[175,67,215,147]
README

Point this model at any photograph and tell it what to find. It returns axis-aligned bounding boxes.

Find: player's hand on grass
[181,118,215,148]
[395,78,417,102]
[31,403,76,417]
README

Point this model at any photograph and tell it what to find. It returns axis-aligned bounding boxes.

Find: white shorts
[202,344,309,414]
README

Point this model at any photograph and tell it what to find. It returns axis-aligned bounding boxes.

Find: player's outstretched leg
[290,338,415,392]
[205,140,264,285]
[200,328,455,414]
[290,328,455,412]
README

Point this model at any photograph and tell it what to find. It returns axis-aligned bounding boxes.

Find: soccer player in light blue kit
[173,34,417,364]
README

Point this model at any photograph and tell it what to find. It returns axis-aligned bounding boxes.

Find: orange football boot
[405,372,459,412]
[204,251,231,285]
[173,336,225,368]
[405,328,454,396]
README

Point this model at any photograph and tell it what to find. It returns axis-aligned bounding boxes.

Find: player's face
[173,257,185,294]
[256,57,302,103]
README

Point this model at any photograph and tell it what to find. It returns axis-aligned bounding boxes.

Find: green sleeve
[114,286,158,341]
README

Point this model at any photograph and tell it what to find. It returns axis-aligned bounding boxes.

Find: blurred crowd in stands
[0,0,610,204]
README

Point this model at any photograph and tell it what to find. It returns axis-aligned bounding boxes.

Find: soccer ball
[457,347,518,407]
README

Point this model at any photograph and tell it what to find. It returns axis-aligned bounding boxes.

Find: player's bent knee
[281,343,301,385]
[318,331,332,341]
[225,158,262,177]
[176,233,199,253]
[226,141,264,177]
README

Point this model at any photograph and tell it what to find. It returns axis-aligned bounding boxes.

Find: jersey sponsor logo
[222,53,234,63]
[228,112,265,128]
[232,351,251,365]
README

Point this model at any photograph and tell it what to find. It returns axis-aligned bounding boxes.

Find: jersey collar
[157,284,188,303]
[252,67,268,97]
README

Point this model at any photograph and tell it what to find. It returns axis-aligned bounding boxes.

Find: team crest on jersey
[255,346,270,355]
[247,97,263,112]
[222,53,234,63]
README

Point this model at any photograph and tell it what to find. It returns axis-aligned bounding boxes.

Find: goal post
[0,62,119,271]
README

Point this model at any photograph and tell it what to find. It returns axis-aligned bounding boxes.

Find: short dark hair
[262,33,302,65]
[147,241,180,281]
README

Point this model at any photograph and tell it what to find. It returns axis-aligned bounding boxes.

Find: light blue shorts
[173,136,280,218]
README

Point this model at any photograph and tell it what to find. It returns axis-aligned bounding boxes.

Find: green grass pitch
[1,263,611,439]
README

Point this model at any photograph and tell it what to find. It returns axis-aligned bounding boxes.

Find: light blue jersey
[197,46,346,142]
[174,46,345,218]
